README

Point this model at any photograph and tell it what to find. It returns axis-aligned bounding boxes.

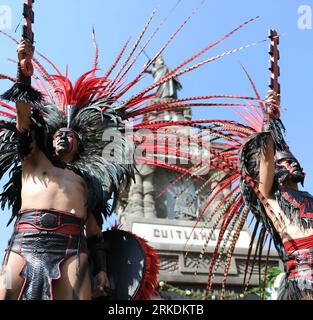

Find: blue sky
[0,0,312,257]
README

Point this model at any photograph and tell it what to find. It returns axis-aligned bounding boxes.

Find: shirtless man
[259,92,310,242]
[0,40,110,300]
[242,90,313,299]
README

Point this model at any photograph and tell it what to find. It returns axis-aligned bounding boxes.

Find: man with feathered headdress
[0,39,135,300]
[178,27,313,299]
[197,85,313,299]
[240,89,313,300]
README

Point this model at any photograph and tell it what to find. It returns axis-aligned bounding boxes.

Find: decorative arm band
[262,118,288,152]
[0,63,42,104]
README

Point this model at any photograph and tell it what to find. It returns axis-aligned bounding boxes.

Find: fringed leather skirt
[3,209,87,300]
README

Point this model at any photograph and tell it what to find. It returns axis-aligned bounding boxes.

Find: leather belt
[16,209,84,234]
[16,223,82,235]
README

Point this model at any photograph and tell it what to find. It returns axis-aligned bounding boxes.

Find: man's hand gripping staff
[0,0,41,104]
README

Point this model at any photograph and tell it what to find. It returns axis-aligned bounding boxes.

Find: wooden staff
[268,29,280,95]
[20,0,35,77]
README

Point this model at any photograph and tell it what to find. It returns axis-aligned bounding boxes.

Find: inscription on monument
[132,222,251,248]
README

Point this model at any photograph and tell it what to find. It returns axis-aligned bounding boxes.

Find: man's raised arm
[15,40,34,132]
[259,134,275,198]
[258,90,281,198]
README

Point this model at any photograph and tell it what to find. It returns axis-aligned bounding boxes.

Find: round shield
[101,229,147,300]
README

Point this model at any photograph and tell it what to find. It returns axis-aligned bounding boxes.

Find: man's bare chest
[23,153,85,190]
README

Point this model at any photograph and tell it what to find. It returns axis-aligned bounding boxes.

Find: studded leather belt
[16,209,84,235]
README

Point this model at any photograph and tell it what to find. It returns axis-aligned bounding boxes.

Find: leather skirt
[4,209,87,300]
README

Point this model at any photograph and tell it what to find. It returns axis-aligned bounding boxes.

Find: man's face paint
[53,128,75,156]
[275,156,306,185]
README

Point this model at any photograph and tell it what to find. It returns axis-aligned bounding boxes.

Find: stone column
[127,173,144,217]
[143,174,157,218]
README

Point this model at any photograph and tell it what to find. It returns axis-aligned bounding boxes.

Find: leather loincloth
[4,209,87,300]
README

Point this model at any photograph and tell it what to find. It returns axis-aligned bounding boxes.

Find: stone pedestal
[122,217,282,291]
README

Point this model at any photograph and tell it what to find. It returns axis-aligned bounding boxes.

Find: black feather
[1,83,43,105]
